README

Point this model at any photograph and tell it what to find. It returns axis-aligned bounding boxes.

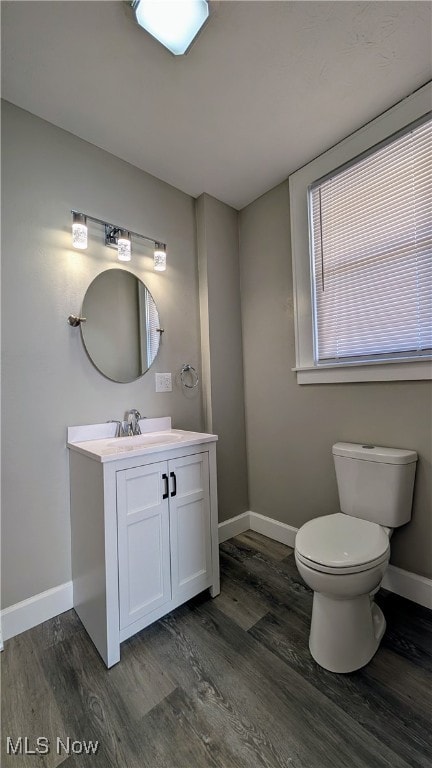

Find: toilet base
[309,592,386,673]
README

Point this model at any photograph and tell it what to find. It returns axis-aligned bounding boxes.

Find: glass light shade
[154,244,167,271]
[72,213,87,250]
[134,0,208,55]
[117,230,131,262]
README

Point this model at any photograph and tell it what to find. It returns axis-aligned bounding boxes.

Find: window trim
[289,82,432,385]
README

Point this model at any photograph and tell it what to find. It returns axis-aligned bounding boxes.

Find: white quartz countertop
[67,429,218,463]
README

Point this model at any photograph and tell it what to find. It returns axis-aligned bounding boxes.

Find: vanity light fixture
[117,230,132,262]
[132,0,209,56]
[71,210,167,271]
[72,212,88,250]
[104,225,132,261]
[154,243,167,272]
[104,225,131,261]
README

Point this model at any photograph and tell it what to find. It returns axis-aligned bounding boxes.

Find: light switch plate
[155,372,172,393]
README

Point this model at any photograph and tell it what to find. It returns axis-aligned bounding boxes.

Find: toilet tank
[332,443,417,527]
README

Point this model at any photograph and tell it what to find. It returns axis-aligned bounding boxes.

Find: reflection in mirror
[81,269,161,383]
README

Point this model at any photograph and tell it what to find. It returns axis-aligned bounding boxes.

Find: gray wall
[3,99,430,612]
[239,181,432,579]
[1,102,204,608]
[196,194,249,522]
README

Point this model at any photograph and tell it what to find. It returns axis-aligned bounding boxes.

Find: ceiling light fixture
[71,211,167,271]
[132,0,209,55]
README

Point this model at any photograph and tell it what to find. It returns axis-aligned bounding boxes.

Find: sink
[67,424,218,463]
[107,432,183,451]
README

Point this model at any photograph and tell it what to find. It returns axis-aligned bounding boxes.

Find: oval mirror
[81,269,161,383]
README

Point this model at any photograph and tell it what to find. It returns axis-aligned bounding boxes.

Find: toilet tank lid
[332,442,417,465]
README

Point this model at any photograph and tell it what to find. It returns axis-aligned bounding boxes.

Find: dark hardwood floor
[2,531,432,768]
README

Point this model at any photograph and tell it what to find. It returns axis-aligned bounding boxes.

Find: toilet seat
[295,549,389,575]
[295,513,390,575]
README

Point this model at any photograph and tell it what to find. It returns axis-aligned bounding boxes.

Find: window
[289,83,432,384]
[309,116,432,366]
[145,289,160,369]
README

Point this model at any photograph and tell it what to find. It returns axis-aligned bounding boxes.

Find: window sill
[293,359,432,385]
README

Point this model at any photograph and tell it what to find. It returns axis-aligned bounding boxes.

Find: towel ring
[180,363,199,389]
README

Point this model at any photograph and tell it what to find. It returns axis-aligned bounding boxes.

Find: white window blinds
[145,289,160,368]
[309,116,432,364]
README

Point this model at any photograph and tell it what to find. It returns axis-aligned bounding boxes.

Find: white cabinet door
[117,462,171,630]
[168,453,212,602]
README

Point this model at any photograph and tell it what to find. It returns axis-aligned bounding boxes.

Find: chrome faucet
[107,420,122,437]
[126,409,142,436]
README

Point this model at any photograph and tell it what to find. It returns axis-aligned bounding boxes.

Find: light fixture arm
[67,315,87,327]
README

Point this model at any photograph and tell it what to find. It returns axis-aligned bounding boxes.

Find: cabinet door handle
[162,473,169,500]
[170,471,177,498]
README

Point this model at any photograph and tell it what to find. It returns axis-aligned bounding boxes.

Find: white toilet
[295,442,417,674]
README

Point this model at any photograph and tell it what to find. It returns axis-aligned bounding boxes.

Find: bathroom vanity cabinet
[68,420,219,667]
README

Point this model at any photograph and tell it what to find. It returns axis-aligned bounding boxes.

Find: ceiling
[2,1,431,209]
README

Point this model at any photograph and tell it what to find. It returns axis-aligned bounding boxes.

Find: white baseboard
[218,511,250,543]
[219,512,432,610]
[249,511,297,548]
[218,511,297,548]
[382,565,432,610]
[1,581,73,642]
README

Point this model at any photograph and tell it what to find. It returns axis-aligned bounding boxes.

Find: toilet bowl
[295,513,390,673]
[295,442,417,674]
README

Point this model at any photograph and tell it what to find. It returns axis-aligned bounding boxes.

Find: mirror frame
[80,268,162,383]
